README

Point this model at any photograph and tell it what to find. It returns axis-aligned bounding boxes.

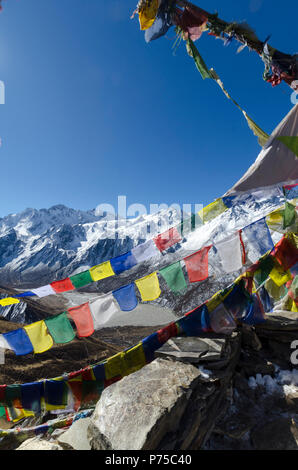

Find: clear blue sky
[0,0,296,217]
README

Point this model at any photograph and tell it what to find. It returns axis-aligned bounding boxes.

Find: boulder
[57,418,91,450]
[16,437,64,451]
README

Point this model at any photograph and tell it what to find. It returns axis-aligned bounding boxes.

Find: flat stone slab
[57,417,91,450]
[155,336,227,364]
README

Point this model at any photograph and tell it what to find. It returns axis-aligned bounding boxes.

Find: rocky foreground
[1,311,298,451]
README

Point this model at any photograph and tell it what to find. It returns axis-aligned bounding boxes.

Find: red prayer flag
[68,303,94,338]
[154,227,182,252]
[157,322,178,345]
[51,278,75,293]
[184,246,212,283]
[272,236,298,271]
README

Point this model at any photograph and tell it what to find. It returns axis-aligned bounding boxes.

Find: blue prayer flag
[112,284,138,311]
[110,252,137,275]
[92,363,106,382]
[243,218,274,263]
[142,332,162,363]
[3,329,33,356]
[16,292,37,298]
[21,382,43,414]
[177,304,210,336]
[44,380,68,407]
[242,294,267,325]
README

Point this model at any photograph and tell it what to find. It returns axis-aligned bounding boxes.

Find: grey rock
[57,418,91,450]
[16,437,64,451]
[154,336,226,364]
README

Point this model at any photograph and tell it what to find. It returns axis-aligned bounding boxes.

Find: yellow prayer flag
[135,272,161,302]
[0,297,19,307]
[265,278,287,301]
[89,261,115,282]
[138,0,160,30]
[266,209,284,233]
[104,352,125,381]
[198,199,228,224]
[24,321,53,354]
[122,343,146,376]
[269,263,292,287]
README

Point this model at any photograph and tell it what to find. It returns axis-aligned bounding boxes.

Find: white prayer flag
[31,285,56,298]
[89,294,120,330]
[215,233,243,274]
[210,303,236,335]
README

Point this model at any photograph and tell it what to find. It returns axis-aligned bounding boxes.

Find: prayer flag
[89,261,115,282]
[253,255,275,286]
[110,251,137,275]
[283,201,296,229]
[242,294,267,325]
[51,278,75,293]
[31,285,56,298]
[92,363,106,382]
[159,261,187,294]
[283,183,298,200]
[24,321,54,354]
[223,281,252,320]
[186,38,213,80]
[269,262,292,287]
[112,284,138,312]
[135,272,161,301]
[5,385,22,408]
[68,303,94,338]
[138,0,160,30]
[184,246,212,283]
[210,303,236,334]
[44,380,68,410]
[3,329,33,356]
[104,352,125,381]
[154,227,182,252]
[21,382,43,414]
[0,335,12,350]
[45,312,75,344]
[70,270,93,289]
[142,332,162,363]
[122,343,147,376]
[198,199,228,224]
[242,218,274,263]
[157,322,178,345]
[272,235,298,271]
[0,298,19,307]
[89,294,120,329]
[132,239,160,263]
[178,304,210,336]
[265,278,287,301]
[215,233,243,273]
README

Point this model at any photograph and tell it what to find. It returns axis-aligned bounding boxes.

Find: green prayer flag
[283,201,296,229]
[45,312,76,344]
[70,270,93,289]
[0,406,6,418]
[254,255,275,286]
[186,38,213,80]
[159,262,187,295]
[277,136,298,158]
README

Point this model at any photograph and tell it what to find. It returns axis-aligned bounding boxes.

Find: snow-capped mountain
[0,204,182,288]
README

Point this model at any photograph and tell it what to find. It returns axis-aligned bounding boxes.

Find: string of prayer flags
[68,303,94,338]
[3,329,33,356]
[112,284,138,311]
[135,272,161,301]
[184,245,212,283]
[154,226,182,252]
[242,218,274,263]
[45,312,76,344]
[209,303,236,335]
[215,233,243,274]
[159,261,187,294]
[110,251,138,275]
[24,321,53,354]
[198,198,228,224]
[131,239,160,263]
[0,298,20,307]
[51,278,75,294]
[89,261,115,282]
[70,270,93,289]
[88,294,120,330]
